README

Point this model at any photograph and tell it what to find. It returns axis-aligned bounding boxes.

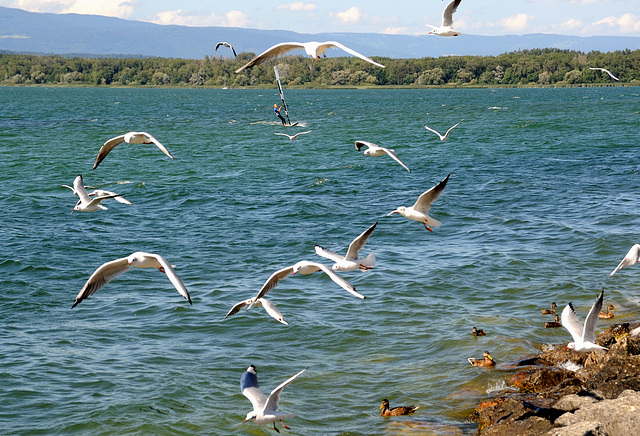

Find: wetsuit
[274,105,287,125]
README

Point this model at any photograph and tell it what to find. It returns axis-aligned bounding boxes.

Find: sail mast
[274,66,291,125]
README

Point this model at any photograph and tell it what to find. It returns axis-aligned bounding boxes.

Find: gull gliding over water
[224,297,288,325]
[589,67,619,81]
[62,182,133,206]
[67,174,121,213]
[424,119,464,141]
[315,222,378,272]
[241,365,306,433]
[235,41,385,73]
[387,174,450,231]
[427,0,462,37]
[93,132,175,169]
[354,141,411,172]
[274,131,312,141]
[72,251,192,308]
[609,244,640,276]
[561,290,607,352]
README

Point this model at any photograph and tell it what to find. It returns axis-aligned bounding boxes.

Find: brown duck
[472,326,486,336]
[379,399,419,416]
[545,314,561,328]
[541,302,557,314]
[468,351,495,367]
[599,304,617,319]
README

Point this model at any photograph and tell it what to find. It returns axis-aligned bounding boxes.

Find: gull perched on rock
[610,244,640,276]
[214,41,237,57]
[235,41,385,73]
[427,0,462,36]
[241,365,306,433]
[93,132,175,169]
[315,222,377,272]
[72,251,192,308]
[424,119,463,141]
[561,290,607,352]
[274,131,312,141]
[387,174,450,231]
[67,174,124,213]
[355,141,411,172]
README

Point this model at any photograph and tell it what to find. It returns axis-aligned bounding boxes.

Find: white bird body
[561,290,607,352]
[63,182,133,206]
[241,365,305,431]
[72,251,191,308]
[236,41,385,73]
[589,67,619,81]
[274,131,312,141]
[387,174,450,231]
[93,131,174,169]
[427,0,462,36]
[68,174,121,213]
[315,222,377,272]
[214,41,237,57]
[424,119,464,141]
[354,141,411,172]
[610,244,640,276]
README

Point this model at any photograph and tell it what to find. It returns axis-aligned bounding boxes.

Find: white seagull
[315,222,377,272]
[241,365,306,433]
[93,132,175,169]
[387,174,450,231]
[214,41,237,57]
[610,244,640,276]
[561,290,607,352]
[224,297,288,325]
[427,0,462,36]
[424,119,464,141]
[63,181,133,206]
[274,131,312,141]
[589,67,619,81]
[72,251,192,308]
[354,140,411,172]
[68,174,122,213]
[235,41,385,73]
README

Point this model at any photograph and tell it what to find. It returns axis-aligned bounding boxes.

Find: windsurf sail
[274,66,292,125]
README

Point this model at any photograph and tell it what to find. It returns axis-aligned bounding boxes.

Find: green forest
[1,48,639,87]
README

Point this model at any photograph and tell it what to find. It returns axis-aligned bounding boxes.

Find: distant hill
[1,6,639,59]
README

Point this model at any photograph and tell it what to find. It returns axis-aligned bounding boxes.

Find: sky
[2,0,640,37]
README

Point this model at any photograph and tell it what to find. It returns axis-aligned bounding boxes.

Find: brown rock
[510,367,580,394]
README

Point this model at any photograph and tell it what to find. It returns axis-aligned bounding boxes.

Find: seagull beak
[386,210,398,216]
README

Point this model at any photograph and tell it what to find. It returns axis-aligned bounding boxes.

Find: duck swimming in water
[468,351,495,367]
[379,399,419,416]
[599,304,617,319]
[545,315,562,328]
[542,302,557,315]
[472,327,486,336]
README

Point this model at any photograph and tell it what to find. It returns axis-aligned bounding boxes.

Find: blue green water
[1,86,639,435]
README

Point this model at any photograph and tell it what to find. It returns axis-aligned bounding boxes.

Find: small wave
[624,295,640,306]
[558,360,582,372]
[312,178,330,186]
[487,106,508,110]
[486,380,517,394]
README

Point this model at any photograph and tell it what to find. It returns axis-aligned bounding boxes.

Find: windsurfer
[274,104,287,125]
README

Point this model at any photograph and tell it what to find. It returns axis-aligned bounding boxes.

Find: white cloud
[594,13,640,34]
[153,9,249,27]
[499,13,534,32]
[8,0,136,17]
[333,6,363,25]
[276,2,316,12]
[382,27,408,35]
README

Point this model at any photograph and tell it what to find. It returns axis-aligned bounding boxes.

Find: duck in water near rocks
[542,302,557,314]
[545,315,562,328]
[599,304,617,319]
[468,351,495,367]
[472,327,486,336]
[379,399,419,416]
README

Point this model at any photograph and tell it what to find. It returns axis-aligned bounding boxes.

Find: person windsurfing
[274,104,287,125]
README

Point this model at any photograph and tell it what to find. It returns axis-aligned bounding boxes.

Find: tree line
[1,48,639,87]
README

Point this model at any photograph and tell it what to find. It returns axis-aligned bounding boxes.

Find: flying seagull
[236,41,385,73]
[214,41,237,57]
[241,365,306,433]
[610,244,640,276]
[72,251,192,308]
[561,290,607,352]
[274,131,312,141]
[224,297,288,325]
[315,222,377,272]
[424,119,464,141]
[427,0,462,36]
[62,182,133,206]
[354,140,411,172]
[93,132,175,170]
[67,174,121,213]
[387,174,450,231]
[589,67,619,81]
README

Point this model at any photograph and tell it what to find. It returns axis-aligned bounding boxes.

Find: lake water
[1,85,639,435]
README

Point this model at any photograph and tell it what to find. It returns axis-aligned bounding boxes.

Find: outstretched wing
[561,302,584,344]
[344,222,378,261]
[424,125,445,140]
[241,368,267,412]
[381,147,411,172]
[442,0,462,27]
[259,298,288,325]
[610,244,640,276]
[235,42,306,72]
[151,253,191,304]
[307,261,365,299]
[443,119,464,139]
[72,174,92,203]
[274,133,293,140]
[223,299,251,319]
[315,245,344,263]
[320,41,385,68]
[254,266,295,301]
[582,290,604,344]
[262,368,306,415]
[141,132,175,160]
[412,174,450,213]
[354,140,377,152]
[72,257,130,307]
[93,135,125,169]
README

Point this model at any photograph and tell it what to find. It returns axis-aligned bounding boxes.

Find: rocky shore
[469,322,640,436]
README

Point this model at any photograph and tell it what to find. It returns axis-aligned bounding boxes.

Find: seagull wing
[241,369,267,412]
[223,299,251,319]
[344,222,378,261]
[72,257,130,307]
[442,0,462,27]
[424,125,446,140]
[142,132,175,160]
[412,174,450,214]
[292,131,312,139]
[320,41,385,68]
[315,245,344,263]
[443,119,464,139]
[235,42,306,72]
[150,253,191,304]
[94,135,125,169]
[254,266,295,300]
[561,303,584,344]
[90,189,133,205]
[274,133,293,139]
[610,244,640,276]
[72,174,92,203]
[307,261,365,299]
[258,298,288,325]
[354,140,377,152]
[381,147,411,172]
[583,290,604,344]
[87,193,119,207]
[262,368,306,415]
